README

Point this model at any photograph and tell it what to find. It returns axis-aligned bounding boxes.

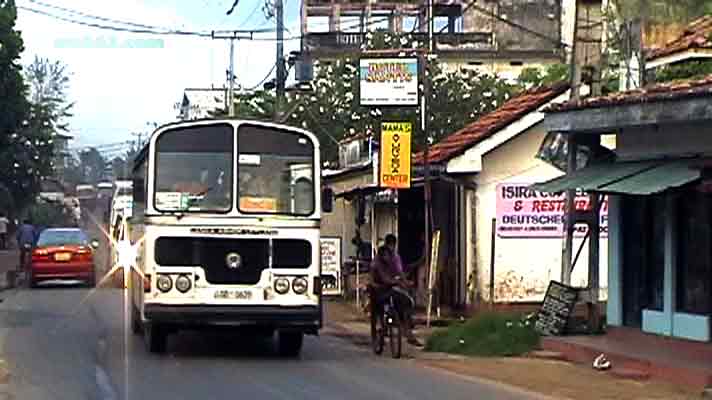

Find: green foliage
[25,202,74,228]
[653,60,712,83]
[223,30,518,162]
[78,148,106,184]
[108,147,139,181]
[517,64,569,90]
[425,312,539,357]
[0,0,32,208]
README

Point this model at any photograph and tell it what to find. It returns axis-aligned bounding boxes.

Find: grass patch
[425,312,539,357]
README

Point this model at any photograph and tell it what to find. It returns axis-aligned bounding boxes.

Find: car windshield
[154,123,233,213]
[237,124,315,216]
[37,230,88,247]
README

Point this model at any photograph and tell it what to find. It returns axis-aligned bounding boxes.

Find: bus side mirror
[322,187,334,213]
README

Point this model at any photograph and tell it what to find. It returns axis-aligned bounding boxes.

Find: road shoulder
[324,300,700,400]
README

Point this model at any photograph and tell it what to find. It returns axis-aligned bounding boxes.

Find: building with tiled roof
[647,15,712,69]
[546,74,712,113]
[394,81,610,307]
[533,70,712,349]
[413,82,571,166]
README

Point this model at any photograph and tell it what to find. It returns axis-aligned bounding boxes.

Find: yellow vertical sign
[379,122,412,188]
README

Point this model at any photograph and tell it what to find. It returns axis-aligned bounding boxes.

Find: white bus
[128,119,332,356]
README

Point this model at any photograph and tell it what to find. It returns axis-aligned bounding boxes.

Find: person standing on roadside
[0,213,8,250]
[16,219,36,270]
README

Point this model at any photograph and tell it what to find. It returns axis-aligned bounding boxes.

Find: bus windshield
[154,123,233,213]
[237,124,315,216]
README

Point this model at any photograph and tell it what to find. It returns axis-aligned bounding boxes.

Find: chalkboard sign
[535,281,578,336]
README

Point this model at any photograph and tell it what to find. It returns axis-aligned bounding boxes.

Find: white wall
[463,124,609,303]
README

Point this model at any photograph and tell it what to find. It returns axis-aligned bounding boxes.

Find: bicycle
[370,287,403,359]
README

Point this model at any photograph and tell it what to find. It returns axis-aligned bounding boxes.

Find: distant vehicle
[38,179,65,203]
[29,228,100,287]
[109,184,133,236]
[76,184,97,211]
[97,182,113,199]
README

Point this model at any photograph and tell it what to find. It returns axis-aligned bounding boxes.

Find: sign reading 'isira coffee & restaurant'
[496,183,609,238]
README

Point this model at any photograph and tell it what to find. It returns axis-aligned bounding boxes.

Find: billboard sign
[359,58,418,106]
[379,122,412,189]
[496,183,608,238]
[320,237,342,296]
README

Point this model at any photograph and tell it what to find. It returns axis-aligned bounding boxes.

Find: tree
[78,148,106,184]
[3,56,76,205]
[222,30,519,162]
[517,64,569,90]
[0,0,32,209]
[25,56,74,133]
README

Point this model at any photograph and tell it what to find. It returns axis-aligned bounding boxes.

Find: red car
[30,228,100,287]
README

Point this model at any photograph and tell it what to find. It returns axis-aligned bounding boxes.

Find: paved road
[0,286,539,400]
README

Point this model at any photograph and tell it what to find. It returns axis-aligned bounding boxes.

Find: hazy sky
[16,0,304,152]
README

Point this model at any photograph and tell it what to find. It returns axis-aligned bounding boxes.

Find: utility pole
[228,37,236,117]
[423,0,434,326]
[212,31,253,117]
[275,0,286,121]
[561,0,580,286]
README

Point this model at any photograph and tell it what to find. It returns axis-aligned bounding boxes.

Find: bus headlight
[157,274,173,292]
[292,277,308,295]
[274,277,290,294]
[175,275,192,293]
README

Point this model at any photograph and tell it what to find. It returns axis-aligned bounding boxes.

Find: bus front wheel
[278,331,303,357]
[144,323,167,354]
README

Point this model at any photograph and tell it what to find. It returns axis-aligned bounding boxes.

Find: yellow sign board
[379,122,412,188]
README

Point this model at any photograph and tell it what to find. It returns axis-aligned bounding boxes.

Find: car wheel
[278,331,303,357]
[144,323,167,354]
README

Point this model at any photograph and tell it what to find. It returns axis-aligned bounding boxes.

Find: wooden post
[562,0,581,286]
[489,218,496,310]
[587,194,601,332]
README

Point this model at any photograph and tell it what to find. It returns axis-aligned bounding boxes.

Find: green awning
[602,160,701,195]
[532,159,701,195]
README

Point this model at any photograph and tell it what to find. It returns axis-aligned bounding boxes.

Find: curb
[327,321,463,361]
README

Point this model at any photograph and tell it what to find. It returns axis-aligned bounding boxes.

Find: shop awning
[532,159,702,195]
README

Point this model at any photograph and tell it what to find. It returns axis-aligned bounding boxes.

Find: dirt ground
[421,358,699,400]
[324,300,701,400]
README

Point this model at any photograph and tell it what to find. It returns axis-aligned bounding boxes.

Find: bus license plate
[214,289,252,300]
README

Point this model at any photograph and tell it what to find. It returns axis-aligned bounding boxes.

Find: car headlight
[175,275,192,293]
[157,274,172,292]
[274,277,290,294]
[292,277,308,295]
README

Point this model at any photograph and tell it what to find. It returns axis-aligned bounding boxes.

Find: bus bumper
[143,304,322,334]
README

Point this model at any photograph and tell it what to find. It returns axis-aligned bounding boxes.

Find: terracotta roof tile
[413,82,569,165]
[546,74,712,113]
[648,16,712,61]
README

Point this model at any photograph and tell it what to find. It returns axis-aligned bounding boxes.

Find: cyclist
[16,219,37,271]
[370,234,423,347]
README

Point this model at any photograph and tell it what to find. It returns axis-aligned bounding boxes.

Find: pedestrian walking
[0,213,8,250]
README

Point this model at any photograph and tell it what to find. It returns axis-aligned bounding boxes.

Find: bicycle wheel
[387,310,402,359]
[371,310,384,355]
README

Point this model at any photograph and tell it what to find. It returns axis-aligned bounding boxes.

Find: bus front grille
[155,237,269,285]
